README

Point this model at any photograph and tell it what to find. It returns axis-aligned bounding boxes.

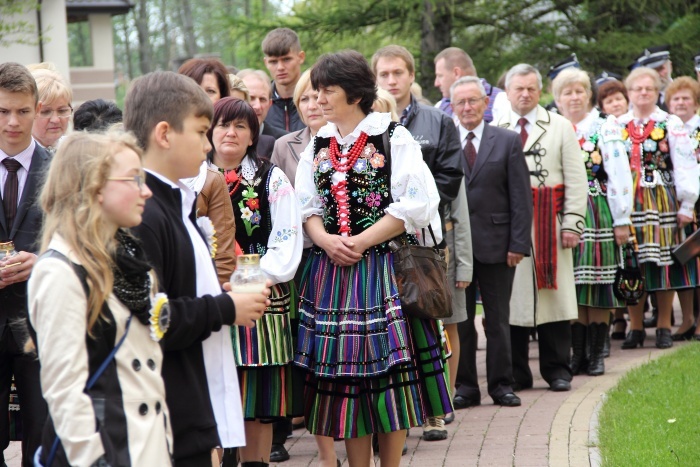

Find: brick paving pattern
[4,319,689,467]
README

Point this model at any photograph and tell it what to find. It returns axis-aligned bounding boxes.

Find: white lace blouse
[295,112,441,238]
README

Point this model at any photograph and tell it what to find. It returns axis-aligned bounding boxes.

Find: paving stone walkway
[4,319,690,467]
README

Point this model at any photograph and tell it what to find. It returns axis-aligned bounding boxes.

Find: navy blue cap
[636,45,671,69]
[547,53,580,80]
[594,71,622,87]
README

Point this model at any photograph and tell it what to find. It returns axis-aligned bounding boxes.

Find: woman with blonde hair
[27,131,172,466]
[372,88,399,122]
[229,74,251,102]
[29,64,73,153]
[553,68,633,375]
[600,67,698,349]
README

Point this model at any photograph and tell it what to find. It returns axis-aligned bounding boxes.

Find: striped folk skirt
[294,248,453,439]
[232,281,303,419]
[630,174,697,290]
[574,194,625,308]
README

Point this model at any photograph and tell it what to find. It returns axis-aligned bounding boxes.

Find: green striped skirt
[574,194,625,308]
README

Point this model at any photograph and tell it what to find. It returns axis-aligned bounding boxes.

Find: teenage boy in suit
[0,61,49,467]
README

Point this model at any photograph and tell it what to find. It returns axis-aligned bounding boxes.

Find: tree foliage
[0,0,39,47]
[109,0,700,103]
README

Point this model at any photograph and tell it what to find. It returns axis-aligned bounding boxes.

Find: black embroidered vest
[230,165,274,256]
[312,125,399,254]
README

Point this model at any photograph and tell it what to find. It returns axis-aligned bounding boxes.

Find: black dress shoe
[549,379,571,392]
[621,329,646,349]
[655,328,673,349]
[511,381,533,392]
[493,393,521,407]
[643,312,658,328]
[443,412,455,424]
[270,443,290,462]
[671,323,697,341]
[611,318,627,340]
[453,394,481,409]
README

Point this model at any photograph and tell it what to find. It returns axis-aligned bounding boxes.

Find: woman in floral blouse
[553,68,633,375]
[294,50,450,467]
[208,97,303,467]
[600,67,699,349]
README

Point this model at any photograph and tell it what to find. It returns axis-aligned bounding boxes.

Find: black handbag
[389,225,453,320]
[613,243,645,305]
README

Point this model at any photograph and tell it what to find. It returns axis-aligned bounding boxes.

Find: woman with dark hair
[597,80,629,118]
[294,50,451,467]
[73,98,123,132]
[178,57,231,103]
[209,97,303,467]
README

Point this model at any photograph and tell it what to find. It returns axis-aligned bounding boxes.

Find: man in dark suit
[451,76,533,408]
[0,62,49,467]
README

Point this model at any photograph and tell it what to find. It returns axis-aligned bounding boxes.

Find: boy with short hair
[262,27,306,133]
[123,71,268,467]
[0,61,49,467]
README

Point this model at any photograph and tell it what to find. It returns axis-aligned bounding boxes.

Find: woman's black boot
[587,323,608,376]
[570,322,588,375]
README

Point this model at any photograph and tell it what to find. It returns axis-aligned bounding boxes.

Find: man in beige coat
[495,64,587,392]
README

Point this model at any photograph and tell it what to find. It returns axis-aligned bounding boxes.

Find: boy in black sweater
[124,71,267,467]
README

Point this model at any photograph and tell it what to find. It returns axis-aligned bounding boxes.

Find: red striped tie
[464,132,477,170]
[2,158,21,231]
[518,117,529,147]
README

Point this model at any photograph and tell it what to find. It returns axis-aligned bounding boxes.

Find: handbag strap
[41,250,133,467]
[422,224,440,248]
[619,243,639,269]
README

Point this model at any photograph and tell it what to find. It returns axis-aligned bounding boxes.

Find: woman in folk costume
[665,76,700,342]
[209,97,304,467]
[553,68,633,376]
[294,50,450,467]
[599,67,699,350]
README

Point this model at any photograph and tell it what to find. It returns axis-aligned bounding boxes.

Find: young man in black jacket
[262,27,306,133]
[124,71,268,467]
[372,45,464,442]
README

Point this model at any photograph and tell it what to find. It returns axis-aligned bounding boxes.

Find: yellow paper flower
[149,293,170,342]
[591,151,602,164]
[650,127,664,141]
[621,128,628,140]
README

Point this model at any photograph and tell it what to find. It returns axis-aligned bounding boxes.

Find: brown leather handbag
[389,225,453,320]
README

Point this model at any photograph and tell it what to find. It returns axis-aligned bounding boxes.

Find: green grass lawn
[597,343,700,466]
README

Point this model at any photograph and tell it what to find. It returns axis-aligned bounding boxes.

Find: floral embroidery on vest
[622,120,673,186]
[579,119,608,196]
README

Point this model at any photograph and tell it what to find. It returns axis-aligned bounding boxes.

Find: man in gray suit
[451,77,533,408]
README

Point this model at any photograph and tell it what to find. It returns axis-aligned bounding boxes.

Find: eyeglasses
[453,97,485,108]
[107,175,146,189]
[38,107,73,119]
[629,87,657,94]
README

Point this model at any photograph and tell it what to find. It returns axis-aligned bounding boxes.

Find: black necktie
[464,132,477,170]
[2,158,21,231]
[518,117,529,147]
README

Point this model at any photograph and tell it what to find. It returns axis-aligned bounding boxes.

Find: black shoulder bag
[613,243,645,305]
